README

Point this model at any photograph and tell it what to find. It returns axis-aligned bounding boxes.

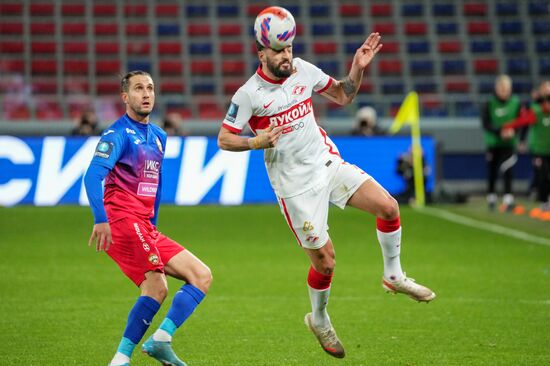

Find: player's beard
[267,57,293,78]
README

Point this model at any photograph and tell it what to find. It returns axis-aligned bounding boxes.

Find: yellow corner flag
[390,92,425,207]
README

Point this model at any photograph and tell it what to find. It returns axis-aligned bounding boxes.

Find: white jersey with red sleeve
[222,58,341,198]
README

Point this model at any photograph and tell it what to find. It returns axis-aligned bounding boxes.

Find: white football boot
[382,274,436,302]
[304,313,345,358]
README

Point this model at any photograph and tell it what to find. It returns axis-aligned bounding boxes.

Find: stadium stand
[0,0,548,121]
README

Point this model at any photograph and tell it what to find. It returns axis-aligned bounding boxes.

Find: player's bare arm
[321,32,382,105]
[218,125,284,152]
[88,222,112,252]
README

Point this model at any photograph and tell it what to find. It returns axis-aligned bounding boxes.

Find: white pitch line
[414,206,550,247]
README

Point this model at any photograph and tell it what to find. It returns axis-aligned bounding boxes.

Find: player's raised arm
[320,32,382,106]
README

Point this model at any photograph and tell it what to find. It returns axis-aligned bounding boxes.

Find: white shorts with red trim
[277,157,372,249]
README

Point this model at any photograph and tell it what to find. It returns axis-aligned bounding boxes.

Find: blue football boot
[142,335,187,366]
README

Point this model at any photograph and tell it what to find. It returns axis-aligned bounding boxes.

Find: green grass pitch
[1,204,549,365]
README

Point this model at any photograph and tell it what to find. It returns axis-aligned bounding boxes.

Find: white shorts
[277,157,372,249]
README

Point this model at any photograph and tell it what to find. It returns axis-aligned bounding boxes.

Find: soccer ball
[254,6,296,50]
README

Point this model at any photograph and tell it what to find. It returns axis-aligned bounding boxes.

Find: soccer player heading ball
[85,71,212,366]
[218,6,436,358]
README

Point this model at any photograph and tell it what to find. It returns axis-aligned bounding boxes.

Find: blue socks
[117,296,160,357]
[164,284,205,331]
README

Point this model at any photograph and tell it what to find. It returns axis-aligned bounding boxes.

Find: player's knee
[317,254,335,275]
[195,265,213,294]
[378,196,399,220]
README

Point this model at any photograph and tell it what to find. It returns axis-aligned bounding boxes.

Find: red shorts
[107,216,185,286]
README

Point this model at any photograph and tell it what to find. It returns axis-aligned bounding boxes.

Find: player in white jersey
[218,6,436,359]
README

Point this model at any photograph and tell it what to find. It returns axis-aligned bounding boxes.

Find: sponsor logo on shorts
[148,254,159,265]
[303,221,314,232]
[225,102,239,123]
[94,141,113,159]
[133,222,150,252]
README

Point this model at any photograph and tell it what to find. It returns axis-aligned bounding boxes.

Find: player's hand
[500,128,515,140]
[89,222,113,252]
[248,124,284,149]
[353,32,383,70]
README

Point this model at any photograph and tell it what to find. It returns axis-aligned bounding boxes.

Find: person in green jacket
[505,80,550,220]
[481,75,522,211]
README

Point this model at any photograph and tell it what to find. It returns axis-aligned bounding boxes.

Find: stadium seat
[507,59,530,75]
[499,21,523,35]
[158,42,181,55]
[312,24,334,36]
[189,43,212,55]
[463,3,487,16]
[63,23,86,35]
[191,61,214,75]
[64,79,89,94]
[343,24,365,36]
[340,4,362,17]
[422,98,447,117]
[223,80,241,95]
[443,60,466,74]
[218,5,239,17]
[160,80,185,94]
[0,41,24,53]
[436,22,458,35]
[0,3,23,15]
[61,4,85,16]
[470,40,493,53]
[379,41,399,54]
[36,101,63,120]
[316,61,339,76]
[513,81,533,93]
[165,103,192,118]
[0,23,23,35]
[159,61,183,75]
[64,60,88,75]
[95,61,120,75]
[454,100,478,116]
[478,81,494,93]
[30,3,54,16]
[529,2,550,15]
[415,82,437,94]
[474,59,499,74]
[533,21,550,35]
[31,60,56,75]
[1,59,25,73]
[219,24,242,36]
[371,4,393,16]
[496,3,518,16]
[432,3,455,16]
[125,4,148,17]
[373,23,396,35]
[96,81,120,95]
[156,4,179,17]
[468,22,491,34]
[95,23,118,36]
[157,24,180,36]
[405,22,427,35]
[540,59,550,74]
[313,42,337,54]
[410,60,434,75]
[126,24,149,37]
[198,102,224,118]
[382,82,404,94]
[537,40,550,53]
[2,103,30,120]
[310,5,330,17]
[31,42,56,54]
[222,60,245,76]
[94,4,117,16]
[188,24,211,36]
[503,40,526,53]
[438,41,462,53]
[445,81,470,93]
[359,81,374,93]
[186,5,208,17]
[402,4,423,16]
[220,42,244,55]
[63,42,87,54]
[95,42,119,55]
[292,43,305,55]
[407,41,430,54]
[31,23,55,35]
[127,61,151,73]
[127,42,150,55]
[379,60,403,74]
[32,79,57,94]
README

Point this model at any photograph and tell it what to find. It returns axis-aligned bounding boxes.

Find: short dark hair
[120,70,151,92]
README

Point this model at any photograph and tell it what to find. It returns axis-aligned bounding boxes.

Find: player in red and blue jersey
[84,71,212,366]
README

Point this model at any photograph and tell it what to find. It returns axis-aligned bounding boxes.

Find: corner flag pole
[389,91,425,207]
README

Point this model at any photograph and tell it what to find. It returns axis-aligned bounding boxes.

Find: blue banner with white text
[0,136,435,206]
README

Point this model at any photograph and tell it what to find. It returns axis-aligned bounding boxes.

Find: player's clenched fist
[248,124,284,149]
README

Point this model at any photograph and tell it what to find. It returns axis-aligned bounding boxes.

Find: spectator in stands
[481,74,521,212]
[351,106,386,136]
[72,109,100,136]
[163,113,184,136]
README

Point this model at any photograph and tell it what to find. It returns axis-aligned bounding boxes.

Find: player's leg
[500,148,517,211]
[142,236,211,366]
[107,219,167,366]
[347,178,435,302]
[486,148,499,210]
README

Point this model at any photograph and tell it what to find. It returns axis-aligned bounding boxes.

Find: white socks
[152,328,172,342]
[308,286,331,329]
[110,352,130,366]
[376,227,405,281]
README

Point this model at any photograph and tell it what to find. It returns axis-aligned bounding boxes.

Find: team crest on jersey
[292,85,306,95]
[148,254,159,265]
[155,137,163,153]
[225,102,239,123]
[94,141,113,159]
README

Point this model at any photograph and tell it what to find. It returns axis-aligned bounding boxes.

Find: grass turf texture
[0,203,549,365]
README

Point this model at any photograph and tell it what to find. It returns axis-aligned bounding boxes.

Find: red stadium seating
[247,5,266,17]
[198,102,224,119]
[159,61,183,75]
[63,23,86,35]
[468,22,491,34]
[0,3,23,15]
[158,42,181,55]
[126,24,149,36]
[156,4,179,17]
[61,4,85,16]
[1,59,25,73]
[127,42,150,55]
[36,101,63,120]
[191,61,214,75]
[0,41,24,53]
[32,79,57,94]
[373,23,396,35]
[64,80,89,94]
[125,4,148,17]
[445,81,470,93]
[474,59,499,73]
[31,23,56,35]
[3,104,31,120]
[95,60,120,75]
[31,60,57,75]
[223,81,241,95]
[94,4,117,17]
[359,81,374,93]
[30,3,54,16]
[220,42,244,55]
[31,42,56,54]
[438,41,462,53]
[371,4,393,16]
[463,3,487,16]
[63,42,87,54]
[94,23,118,36]
[188,24,211,36]
[95,42,119,55]
[160,80,185,94]
[378,60,403,74]
[96,81,120,94]
[64,60,88,75]
[0,23,23,34]
[219,24,242,36]
[340,4,363,17]
[380,41,400,54]
[405,22,427,35]
[313,42,337,54]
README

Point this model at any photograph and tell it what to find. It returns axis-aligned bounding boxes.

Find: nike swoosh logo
[143,319,151,326]
[263,100,275,108]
